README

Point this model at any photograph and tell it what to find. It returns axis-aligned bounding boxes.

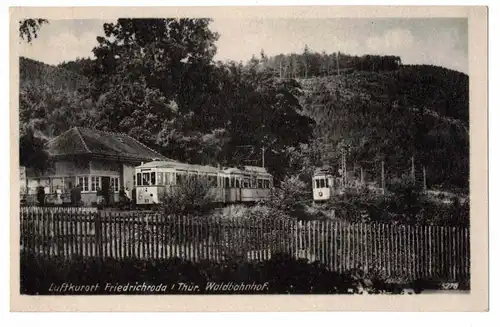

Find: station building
[23,127,169,206]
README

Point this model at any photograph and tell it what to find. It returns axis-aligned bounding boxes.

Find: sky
[18,18,468,74]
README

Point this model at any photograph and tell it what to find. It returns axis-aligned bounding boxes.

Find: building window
[77,176,89,192]
[133,174,136,187]
[91,176,101,192]
[110,177,119,192]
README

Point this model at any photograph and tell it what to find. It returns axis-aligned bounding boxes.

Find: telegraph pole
[339,147,347,188]
[261,147,265,168]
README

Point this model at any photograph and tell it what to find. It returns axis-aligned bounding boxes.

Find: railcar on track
[134,160,273,207]
[312,167,335,203]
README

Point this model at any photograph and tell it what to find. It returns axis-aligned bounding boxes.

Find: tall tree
[302,45,310,78]
[19,19,48,43]
[89,19,220,150]
[19,19,50,172]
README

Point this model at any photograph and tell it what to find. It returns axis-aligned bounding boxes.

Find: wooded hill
[18,19,469,192]
[296,65,469,192]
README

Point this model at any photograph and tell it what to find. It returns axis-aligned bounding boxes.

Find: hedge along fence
[19,207,470,282]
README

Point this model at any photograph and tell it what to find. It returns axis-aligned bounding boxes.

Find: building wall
[122,163,136,193]
[23,156,145,206]
[27,159,91,177]
[90,160,121,176]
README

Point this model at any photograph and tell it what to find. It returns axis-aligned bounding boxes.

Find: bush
[268,175,310,210]
[160,177,215,215]
[321,179,469,226]
[211,204,295,260]
[265,175,315,221]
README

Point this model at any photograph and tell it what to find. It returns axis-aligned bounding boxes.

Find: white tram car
[312,167,335,203]
[134,160,273,206]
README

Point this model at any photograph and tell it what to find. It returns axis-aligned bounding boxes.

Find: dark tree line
[258,46,401,79]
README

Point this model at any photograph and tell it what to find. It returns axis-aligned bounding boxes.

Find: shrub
[160,177,215,215]
[211,204,294,260]
[320,179,469,226]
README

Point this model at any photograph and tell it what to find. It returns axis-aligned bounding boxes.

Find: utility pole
[261,147,265,168]
[279,60,283,79]
[411,156,415,185]
[339,148,347,188]
[381,160,385,195]
[423,166,427,192]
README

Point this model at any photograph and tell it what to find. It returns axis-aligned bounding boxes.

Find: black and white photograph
[10,5,488,311]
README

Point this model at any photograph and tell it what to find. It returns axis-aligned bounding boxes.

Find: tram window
[142,173,150,186]
[136,173,142,186]
[151,172,156,185]
[157,172,163,185]
[325,178,329,187]
[319,179,325,188]
[208,175,217,186]
[225,177,230,188]
[235,179,240,188]
[315,179,319,189]
[264,180,269,188]
[243,178,250,188]
[257,179,263,188]
[251,178,256,189]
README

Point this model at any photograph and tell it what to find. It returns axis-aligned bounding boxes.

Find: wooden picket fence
[19,207,470,281]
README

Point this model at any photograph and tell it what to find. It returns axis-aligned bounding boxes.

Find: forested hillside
[20,57,88,92]
[296,65,469,191]
[19,18,469,192]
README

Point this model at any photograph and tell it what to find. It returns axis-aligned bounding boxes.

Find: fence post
[95,210,103,258]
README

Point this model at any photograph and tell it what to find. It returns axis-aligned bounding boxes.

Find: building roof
[46,127,170,162]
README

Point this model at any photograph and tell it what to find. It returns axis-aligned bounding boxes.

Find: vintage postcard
[10,6,488,311]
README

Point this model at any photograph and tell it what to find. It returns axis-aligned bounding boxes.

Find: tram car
[312,167,335,203]
[134,160,273,206]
